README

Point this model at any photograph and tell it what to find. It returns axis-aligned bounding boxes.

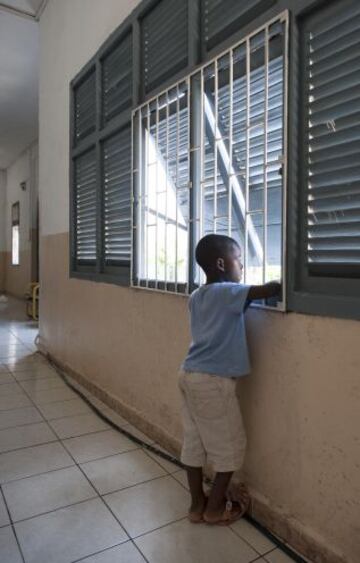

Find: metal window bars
[132,12,288,308]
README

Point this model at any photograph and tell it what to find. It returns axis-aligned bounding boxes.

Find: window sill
[288,291,360,322]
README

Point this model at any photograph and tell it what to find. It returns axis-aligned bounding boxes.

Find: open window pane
[198,18,286,287]
[133,82,190,290]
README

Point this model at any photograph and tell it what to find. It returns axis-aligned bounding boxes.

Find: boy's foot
[188,497,207,523]
[203,499,248,526]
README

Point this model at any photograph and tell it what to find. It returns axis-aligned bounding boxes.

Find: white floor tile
[0,442,74,484]
[0,393,33,412]
[231,519,276,554]
[37,398,91,420]
[104,475,189,538]
[171,470,189,490]
[0,526,23,563]
[265,548,297,562]
[13,368,58,381]
[0,382,24,396]
[63,429,138,463]
[19,377,67,394]
[0,365,11,374]
[0,372,15,384]
[0,421,57,453]
[135,518,257,563]
[0,406,43,430]
[144,445,180,473]
[49,413,110,439]
[3,466,97,522]
[0,493,10,527]
[8,362,54,375]
[29,387,77,405]
[77,542,146,563]
[15,497,128,563]
[81,449,166,495]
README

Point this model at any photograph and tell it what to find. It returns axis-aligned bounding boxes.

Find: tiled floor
[0,297,297,563]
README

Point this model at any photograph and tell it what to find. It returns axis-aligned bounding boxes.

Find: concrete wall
[3,142,38,297]
[0,171,6,291]
[38,2,360,562]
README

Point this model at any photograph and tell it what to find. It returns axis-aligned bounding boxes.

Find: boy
[180,234,281,525]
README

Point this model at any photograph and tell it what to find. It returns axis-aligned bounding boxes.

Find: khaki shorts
[178,371,246,473]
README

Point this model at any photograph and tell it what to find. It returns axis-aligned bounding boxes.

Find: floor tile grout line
[0,462,77,487]
[70,539,150,563]
[228,524,270,559]
[132,515,188,542]
[8,492,100,527]
[58,433,135,550]
[0,484,26,562]
[0,437,60,456]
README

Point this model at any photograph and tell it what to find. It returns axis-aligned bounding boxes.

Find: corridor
[0,298,294,563]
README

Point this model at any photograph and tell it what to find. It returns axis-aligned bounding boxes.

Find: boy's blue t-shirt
[182,282,251,378]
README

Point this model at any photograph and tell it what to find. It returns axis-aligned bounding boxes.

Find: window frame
[131,11,289,311]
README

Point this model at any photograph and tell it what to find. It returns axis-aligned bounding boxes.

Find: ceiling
[0,1,45,169]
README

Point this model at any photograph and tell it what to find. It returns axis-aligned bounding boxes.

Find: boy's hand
[248,281,282,301]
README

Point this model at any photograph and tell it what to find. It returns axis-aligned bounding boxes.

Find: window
[294,0,360,316]
[132,13,288,307]
[11,202,20,266]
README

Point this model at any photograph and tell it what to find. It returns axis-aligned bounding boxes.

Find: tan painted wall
[40,232,360,563]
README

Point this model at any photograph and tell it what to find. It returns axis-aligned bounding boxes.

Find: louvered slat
[75,149,97,263]
[103,33,132,123]
[74,71,96,143]
[305,0,360,268]
[103,127,131,265]
[203,0,275,51]
[141,0,188,93]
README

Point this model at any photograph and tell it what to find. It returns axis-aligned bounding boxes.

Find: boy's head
[195,234,244,283]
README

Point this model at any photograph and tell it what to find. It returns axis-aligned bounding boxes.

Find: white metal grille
[132,12,288,303]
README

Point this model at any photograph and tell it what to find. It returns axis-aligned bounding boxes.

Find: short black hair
[195,234,239,274]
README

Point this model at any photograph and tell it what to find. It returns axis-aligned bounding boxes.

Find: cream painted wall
[38,2,360,562]
[39,0,141,237]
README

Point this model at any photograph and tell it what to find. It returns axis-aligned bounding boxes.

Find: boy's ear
[216,257,225,272]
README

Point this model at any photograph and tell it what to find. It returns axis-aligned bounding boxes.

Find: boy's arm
[247,281,281,301]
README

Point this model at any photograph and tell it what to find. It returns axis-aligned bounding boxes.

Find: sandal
[203,499,249,526]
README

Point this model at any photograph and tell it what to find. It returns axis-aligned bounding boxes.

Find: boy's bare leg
[204,471,233,521]
[186,466,207,517]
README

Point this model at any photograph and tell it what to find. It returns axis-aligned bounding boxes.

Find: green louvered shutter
[202,0,275,52]
[102,33,132,124]
[141,0,188,93]
[74,70,96,144]
[74,148,97,266]
[302,0,360,277]
[103,127,132,269]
